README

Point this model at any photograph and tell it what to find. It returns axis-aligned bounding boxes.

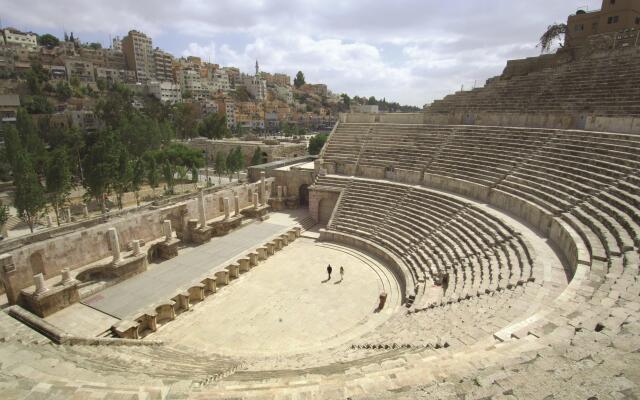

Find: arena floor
[149,237,401,357]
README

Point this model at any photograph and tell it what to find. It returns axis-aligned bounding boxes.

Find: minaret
[255,60,259,76]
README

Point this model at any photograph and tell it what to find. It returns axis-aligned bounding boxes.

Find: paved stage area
[150,238,401,357]
[82,218,293,319]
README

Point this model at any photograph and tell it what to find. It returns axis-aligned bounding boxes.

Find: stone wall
[309,189,341,224]
[0,182,273,298]
[187,138,307,166]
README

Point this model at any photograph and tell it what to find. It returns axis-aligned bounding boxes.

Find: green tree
[82,130,118,212]
[156,143,204,193]
[191,166,199,183]
[55,80,72,100]
[162,160,174,194]
[236,147,245,180]
[38,33,60,49]
[3,125,22,170]
[16,108,47,173]
[25,69,41,94]
[0,204,9,234]
[308,133,328,155]
[538,23,568,53]
[294,71,306,88]
[113,147,132,209]
[250,147,265,166]
[225,150,236,181]
[214,151,226,184]
[197,112,229,139]
[173,102,199,139]
[145,154,160,195]
[45,147,72,226]
[131,158,145,206]
[22,95,54,114]
[176,165,188,182]
[13,153,47,232]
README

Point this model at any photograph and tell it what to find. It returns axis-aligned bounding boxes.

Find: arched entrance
[299,184,309,206]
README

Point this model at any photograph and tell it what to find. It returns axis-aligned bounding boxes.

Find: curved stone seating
[324,176,537,310]
[425,48,640,118]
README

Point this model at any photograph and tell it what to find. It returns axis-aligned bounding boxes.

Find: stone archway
[299,184,309,206]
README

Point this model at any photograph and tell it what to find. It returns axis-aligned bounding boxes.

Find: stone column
[223,197,230,220]
[253,193,259,209]
[0,254,19,305]
[163,220,173,242]
[260,171,266,204]
[132,239,141,256]
[197,190,207,227]
[66,208,72,223]
[234,195,240,216]
[83,204,89,218]
[107,227,121,263]
[46,215,53,227]
[60,268,75,285]
[34,273,48,295]
[277,186,283,199]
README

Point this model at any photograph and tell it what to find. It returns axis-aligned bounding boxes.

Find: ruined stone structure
[187,137,307,166]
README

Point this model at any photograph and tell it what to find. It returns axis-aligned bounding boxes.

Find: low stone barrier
[319,229,414,304]
[110,227,301,339]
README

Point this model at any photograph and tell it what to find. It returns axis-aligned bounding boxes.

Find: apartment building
[148,81,182,104]
[153,48,174,82]
[566,0,640,46]
[2,28,37,50]
[121,30,154,82]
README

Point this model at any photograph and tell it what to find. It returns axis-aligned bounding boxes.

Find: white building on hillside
[148,81,182,104]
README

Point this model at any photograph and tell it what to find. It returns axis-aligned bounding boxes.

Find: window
[610,0,615,4]
[575,24,585,32]
[636,17,640,25]
[608,15,619,24]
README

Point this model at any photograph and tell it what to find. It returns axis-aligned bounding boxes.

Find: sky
[1,0,602,106]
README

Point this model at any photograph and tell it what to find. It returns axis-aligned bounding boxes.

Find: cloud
[1,0,603,106]
[183,42,216,61]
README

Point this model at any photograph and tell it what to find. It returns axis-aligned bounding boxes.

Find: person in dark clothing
[327,264,333,280]
[442,272,450,293]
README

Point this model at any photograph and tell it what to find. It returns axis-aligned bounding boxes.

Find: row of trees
[3,83,204,232]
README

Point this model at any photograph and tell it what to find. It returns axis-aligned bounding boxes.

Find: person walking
[340,266,344,281]
[327,264,333,280]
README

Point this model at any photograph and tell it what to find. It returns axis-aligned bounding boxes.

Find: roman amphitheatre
[2,6,640,400]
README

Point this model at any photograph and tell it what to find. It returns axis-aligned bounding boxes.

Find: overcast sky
[1,0,601,106]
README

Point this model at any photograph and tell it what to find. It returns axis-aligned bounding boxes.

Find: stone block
[226,264,240,279]
[238,258,251,272]
[202,277,217,294]
[112,320,140,339]
[248,252,259,266]
[215,270,229,286]
[188,284,206,302]
[155,302,176,323]
[157,238,179,260]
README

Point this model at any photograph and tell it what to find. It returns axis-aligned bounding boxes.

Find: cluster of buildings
[0,28,339,133]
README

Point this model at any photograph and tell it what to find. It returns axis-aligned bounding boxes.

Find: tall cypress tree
[14,152,47,232]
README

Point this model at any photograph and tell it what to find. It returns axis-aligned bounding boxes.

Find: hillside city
[0,27,419,233]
